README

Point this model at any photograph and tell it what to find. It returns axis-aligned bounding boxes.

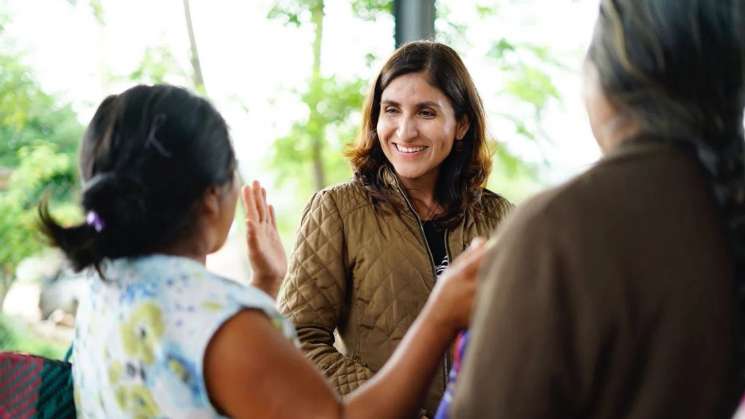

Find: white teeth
[395,144,427,153]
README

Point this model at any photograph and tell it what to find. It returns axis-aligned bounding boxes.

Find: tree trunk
[183,0,207,95]
[309,1,326,191]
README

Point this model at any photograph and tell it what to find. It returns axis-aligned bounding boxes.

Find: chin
[391,167,424,180]
[209,239,228,254]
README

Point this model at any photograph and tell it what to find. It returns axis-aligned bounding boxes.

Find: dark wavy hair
[346,41,492,226]
[38,84,236,272]
[588,0,745,398]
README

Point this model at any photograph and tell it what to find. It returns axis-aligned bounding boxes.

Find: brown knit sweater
[453,139,741,419]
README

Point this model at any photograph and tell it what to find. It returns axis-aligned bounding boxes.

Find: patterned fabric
[422,220,449,277]
[0,352,74,419]
[434,331,469,419]
[73,254,295,419]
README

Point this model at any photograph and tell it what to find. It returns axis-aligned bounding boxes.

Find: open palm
[242,181,287,298]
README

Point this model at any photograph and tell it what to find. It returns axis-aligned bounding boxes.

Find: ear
[201,186,221,218]
[455,115,470,141]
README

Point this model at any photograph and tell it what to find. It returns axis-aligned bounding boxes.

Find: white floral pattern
[73,254,295,418]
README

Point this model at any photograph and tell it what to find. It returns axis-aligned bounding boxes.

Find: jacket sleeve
[277,190,375,395]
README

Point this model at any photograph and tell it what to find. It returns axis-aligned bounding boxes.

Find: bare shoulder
[204,310,340,419]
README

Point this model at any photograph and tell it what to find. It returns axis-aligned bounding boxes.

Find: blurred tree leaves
[65,0,105,25]
[127,46,186,85]
[268,0,371,193]
[0,21,83,307]
[489,38,562,112]
[0,144,80,308]
[0,53,83,167]
[270,76,365,192]
[351,0,392,20]
[488,36,562,153]
[268,0,323,27]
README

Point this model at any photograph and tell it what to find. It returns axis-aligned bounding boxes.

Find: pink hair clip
[86,211,105,232]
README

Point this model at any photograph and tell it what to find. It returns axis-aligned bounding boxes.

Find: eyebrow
[380,100,442,109]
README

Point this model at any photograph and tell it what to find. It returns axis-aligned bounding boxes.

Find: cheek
[430,120,457,145]
[224,189,239,223]
[376,118,393,142]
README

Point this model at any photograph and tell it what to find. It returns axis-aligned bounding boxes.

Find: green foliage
[505,66,559,111]
[268,0,323,27]
[476,3,499,18]
[0,50,83,305]
[435,2,469,47]
[351,0,392,21]
[0,144,80,280]
[488,143,541,203]
[488,37,561,143]
[127,46,186,85]
[0,53,83,168]
[270,76,365,191]
[4,144,78,210]
[268,0,371,195]
[88,0,105,25]
[65,0,105,25]
[0,313,67,359]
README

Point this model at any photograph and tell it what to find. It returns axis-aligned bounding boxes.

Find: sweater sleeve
[277,190,375,395]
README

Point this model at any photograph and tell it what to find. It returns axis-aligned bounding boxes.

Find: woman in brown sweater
[278,41,511,417]
[451,1,745,418]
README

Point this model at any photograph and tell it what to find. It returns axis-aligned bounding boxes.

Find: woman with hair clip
[40,84,487,418]
[450,1,745,418]
[277,41,512,418]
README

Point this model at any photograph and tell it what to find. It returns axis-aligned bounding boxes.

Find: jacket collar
[378,164,474,255]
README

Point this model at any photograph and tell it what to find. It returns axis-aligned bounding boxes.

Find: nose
[396,116,418,142]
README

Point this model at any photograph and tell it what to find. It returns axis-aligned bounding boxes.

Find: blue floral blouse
[72,254,296,418]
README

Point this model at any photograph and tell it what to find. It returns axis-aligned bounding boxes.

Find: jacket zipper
[394,182,451,400]
[443,230,451,388]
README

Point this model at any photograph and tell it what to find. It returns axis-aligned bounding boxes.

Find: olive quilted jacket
[278,178,511,416]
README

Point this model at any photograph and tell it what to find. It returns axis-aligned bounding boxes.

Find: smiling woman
[377,72,470,203]
[278,41,513,417]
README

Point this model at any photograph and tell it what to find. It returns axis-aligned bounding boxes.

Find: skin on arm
[204,242,484,419]
[206,182,486,418]
[204,309,342,419]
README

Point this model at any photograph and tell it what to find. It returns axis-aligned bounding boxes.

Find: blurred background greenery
[0,0,598,358]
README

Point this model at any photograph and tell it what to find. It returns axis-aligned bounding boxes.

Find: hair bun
[81,172,147,234]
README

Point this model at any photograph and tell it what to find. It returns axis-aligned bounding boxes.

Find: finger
[447,244,487,280]
[456,241,487,267]
[463,245,487,273]
[246,220,260,253]
[252,180,266,223]
[268,204,277,229]
[261,187,269,223]
[468,236,486,248]
[242,185,259,223]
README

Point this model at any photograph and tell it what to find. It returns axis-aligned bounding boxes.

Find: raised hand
[242,181,287,298]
